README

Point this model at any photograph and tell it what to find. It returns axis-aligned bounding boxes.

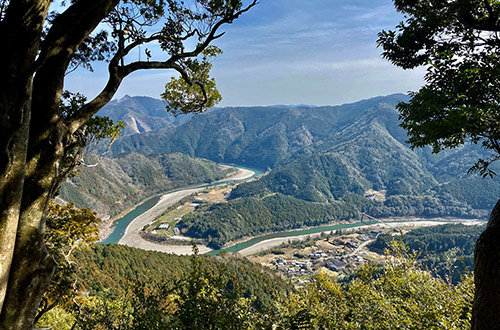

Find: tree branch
[67,0,258,133]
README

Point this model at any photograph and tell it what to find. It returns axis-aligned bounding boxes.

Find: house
[309,250,327,259]
[354,256,365,263]
[326,258,347,272]
[346,241,358,249]
[157,223,169,230]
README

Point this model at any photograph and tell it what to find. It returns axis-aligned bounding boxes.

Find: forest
[371,224,485,284]
[35,236,475,329]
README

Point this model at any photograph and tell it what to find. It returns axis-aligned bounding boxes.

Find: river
[208,218,484,256]
[101,164,483,256]
[101,164,263,245]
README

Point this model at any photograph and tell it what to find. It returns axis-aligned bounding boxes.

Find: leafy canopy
[377,0,500,176]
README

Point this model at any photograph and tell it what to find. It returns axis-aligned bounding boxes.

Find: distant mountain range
[62,94,499,247]
[105,94,500,206]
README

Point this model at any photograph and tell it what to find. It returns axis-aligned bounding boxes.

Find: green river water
[100,164,478,254]
[101,164,263,245]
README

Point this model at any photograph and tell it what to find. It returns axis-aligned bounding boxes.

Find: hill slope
[74,244,293,310]
[58,153,233,218]
[89,94,498,248]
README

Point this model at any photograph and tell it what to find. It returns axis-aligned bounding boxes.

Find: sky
[64,0,426,107]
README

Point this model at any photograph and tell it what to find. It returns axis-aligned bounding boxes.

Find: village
[249,229,388,284]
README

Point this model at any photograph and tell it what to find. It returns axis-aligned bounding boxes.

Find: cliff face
[98,95,192,136]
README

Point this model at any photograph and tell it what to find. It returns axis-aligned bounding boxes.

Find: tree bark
[0,0,51,318]
[472,198,500,329]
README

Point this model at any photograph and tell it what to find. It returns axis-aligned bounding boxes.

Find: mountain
[58,152,233,218]
[76,94,498,247]
[99,95,192,136]
[107,94,498,201]
[108,95,411,168]
[229,153,367,202]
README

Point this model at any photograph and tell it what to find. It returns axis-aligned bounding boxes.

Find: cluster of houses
[270,257,314,278]
[266,230,383,281]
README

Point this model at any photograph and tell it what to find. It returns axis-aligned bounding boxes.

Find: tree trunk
[0,81,31,316]
[472,198,500,329]
[0,0,52,327]
[0,119,66,329]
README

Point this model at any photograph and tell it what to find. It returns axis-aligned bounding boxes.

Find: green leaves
[380,0,500,175]
[162,46,223,115]
[277,242,473,329]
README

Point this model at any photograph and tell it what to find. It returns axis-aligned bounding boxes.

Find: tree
[377,1,500,328]
[276,242,473,329]
[0,0,256,328]
[45,245,259,329]
[36,201,101,326]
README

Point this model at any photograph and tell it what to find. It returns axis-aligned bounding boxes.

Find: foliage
[163,46,223,115]
[37,244,289,329]
[371,224,485,284]
[0,0,256,325]
[34,241,476,329]
[377,0,500,177]
[109,96,409,169]
[276,242,473,329]
[179,189,475,250]
[179,193,359,249]
[58,152,232,217]
[72,244,292,311]
[108,95,500,219]
[36,202,101,324]
[229,154,366,202]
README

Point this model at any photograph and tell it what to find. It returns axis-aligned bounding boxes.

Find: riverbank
[117,166,256,255]
[227,218,485,257]
[98,165,246,242]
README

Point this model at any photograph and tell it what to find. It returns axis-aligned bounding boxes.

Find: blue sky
[65,0,425,107]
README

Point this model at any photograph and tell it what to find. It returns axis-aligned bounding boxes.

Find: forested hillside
[178,193,359,249]
[108,94,410,169]
[229,154,367,202]
[74,244,292,310]
[107,94,500,210]
[85,94,497,249]
[37,239,474,329]
[58,153,233,218]
[371,224,485,283]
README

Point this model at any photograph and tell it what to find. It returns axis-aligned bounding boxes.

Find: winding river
[101,164,484,256]
[101,164,263,245]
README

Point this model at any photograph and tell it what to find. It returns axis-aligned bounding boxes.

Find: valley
[37,94,492,329]
[115,165,256,254]
[70,94,495,255]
